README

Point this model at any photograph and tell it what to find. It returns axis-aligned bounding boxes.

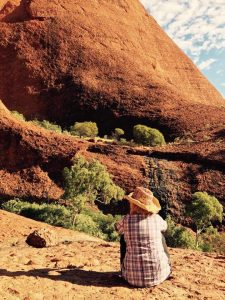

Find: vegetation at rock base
[133,124,166,146]
[165,216,196,249]
[9,110,170,148]
[63,155,124,225]
[32,119,62,133]
[112,128,125,140]
[70,121,98,137]
[11,110,26,121]
[186,191,223,248]
[1,200,71,227]
[1,198,224,252]
[200,226,225,253]
[165,215,225,253]
[1,199,121,241]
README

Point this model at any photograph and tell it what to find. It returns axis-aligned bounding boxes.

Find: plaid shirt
[116,214,171,287]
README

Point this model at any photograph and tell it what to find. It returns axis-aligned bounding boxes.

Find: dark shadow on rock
[0,268,132,288]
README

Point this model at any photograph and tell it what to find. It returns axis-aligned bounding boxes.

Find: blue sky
[140,0,225,98]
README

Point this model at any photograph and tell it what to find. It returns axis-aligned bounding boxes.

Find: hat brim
[125,193,161,214]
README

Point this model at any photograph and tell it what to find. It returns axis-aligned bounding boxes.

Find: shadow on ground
[0,268,136,288]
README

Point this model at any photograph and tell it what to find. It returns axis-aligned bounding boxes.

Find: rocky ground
[0,210,224,300]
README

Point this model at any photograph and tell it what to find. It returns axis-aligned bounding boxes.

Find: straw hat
[125,187,161,214]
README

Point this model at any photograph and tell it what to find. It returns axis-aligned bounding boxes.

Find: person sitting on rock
[115,186,171,287]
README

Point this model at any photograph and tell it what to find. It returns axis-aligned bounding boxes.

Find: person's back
[116,186,171,287]
[117,213,171,287]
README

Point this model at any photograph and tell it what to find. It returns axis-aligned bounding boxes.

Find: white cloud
[217,69,224,75]
[221,83,225,87]
[140,0,225,61]
[198,58,217,70]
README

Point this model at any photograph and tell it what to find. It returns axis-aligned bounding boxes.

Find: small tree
[113,128,124,140]
[133,124,166,146]
[63,155,124,225]
[187,192,223,248]
[70,121,98,137]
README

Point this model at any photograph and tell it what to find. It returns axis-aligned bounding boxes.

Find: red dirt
[0,210,224,300]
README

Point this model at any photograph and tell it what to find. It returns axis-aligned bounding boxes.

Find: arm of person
[156,214,168,232]
[115,217,125,235]
[157,215,171,265]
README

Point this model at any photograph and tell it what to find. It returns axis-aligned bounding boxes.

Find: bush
[2,199,71,228]
[187,191,223,247]
[73,210,121,241]
[62,130,71,136]
[199,227,225,254]
[32,119,62,133]
[63,155,124,216]
[119,138,127,145]
[113,128,124,140]
[2,198,30,213]
[2,199,121,241]
[70,121,98,137]
[73,214,103,238]
[165,216,196,249]
[133,124,166,146]
[83,208,121,241]
[11,111,26,121]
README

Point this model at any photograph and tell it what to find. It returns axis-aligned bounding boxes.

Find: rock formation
[1,100,225,223]
[0,0,225,139]
[0,100,147,203]
[0,0,225,224]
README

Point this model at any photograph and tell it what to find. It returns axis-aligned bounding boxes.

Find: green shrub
[2,198,30,213]
[70,121,98,137]
[199,226,225,254]
[2,199,120,241]
[21,205,71,227]
[32,119,62,133]
[69,209,121,241]
[186,191,223,247]
[119,138,127,145]
[83,208,121,241]
[113,128,124,140]
[63,155,124,218]
[11,111,26,121]
[73,213,103,238]
[165,216,196,249]
[2,199,71,228]
[62,130,71,136]
[133,124,166,146]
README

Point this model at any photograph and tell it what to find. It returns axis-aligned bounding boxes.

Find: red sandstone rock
[0,101,225,223]
[0,0,224,139]
[26,228,58,248]
[0,1,225,223]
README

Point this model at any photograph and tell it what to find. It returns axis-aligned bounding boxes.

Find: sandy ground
[0,210,224,300]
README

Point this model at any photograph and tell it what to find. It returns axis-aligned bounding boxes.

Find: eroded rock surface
[1,103,225,224]
[0,1,225,223]
[0,0,225,139]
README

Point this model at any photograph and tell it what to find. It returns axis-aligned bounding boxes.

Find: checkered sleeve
[157,214,168,232]
[115,217,124,235]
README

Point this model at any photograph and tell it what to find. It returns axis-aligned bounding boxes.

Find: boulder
[26,228,58,248]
